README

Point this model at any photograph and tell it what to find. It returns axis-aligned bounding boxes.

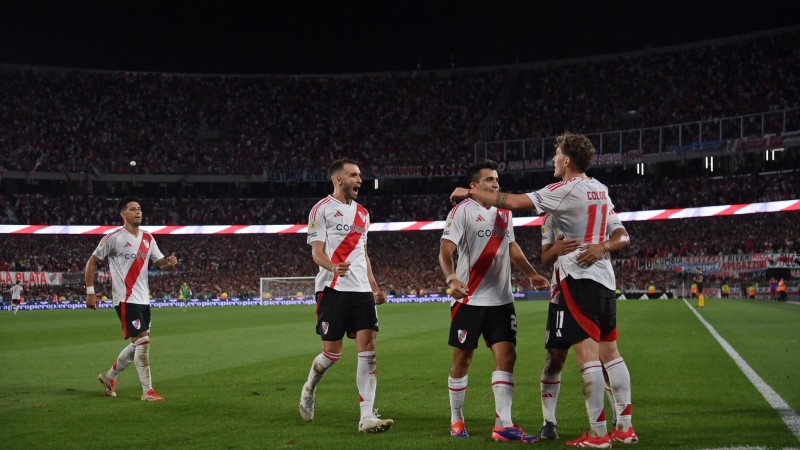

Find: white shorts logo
[132,319,141,330]
[321,321,329,335]
[457,329,468,343]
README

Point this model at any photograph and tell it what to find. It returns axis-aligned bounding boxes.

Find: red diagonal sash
[329,204,367,289]
[463,209,509,303]
[123,233,152,302]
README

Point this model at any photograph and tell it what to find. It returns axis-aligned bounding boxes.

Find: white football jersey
[92,227,165,306]
[307,196,372,293]
[441,198,515,306]
[10,284,23,299]
[528,177,624,291]
[540,213,562,295]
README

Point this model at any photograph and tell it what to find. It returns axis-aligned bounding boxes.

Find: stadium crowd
[2,28,798,305]
[2,211,797,302]
[1,29,797,176]
[3,170,798,225]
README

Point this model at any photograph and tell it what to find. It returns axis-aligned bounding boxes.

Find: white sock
[580,361,607,436]
[448,375,468,424]
[307,351,340,389]
[133,336,152,393]
[541,370,562,424]
[604,357,633,430]
[491,371,514,428]
[605,386,616,423]
[356,351,377,419]
[107,343,136,380]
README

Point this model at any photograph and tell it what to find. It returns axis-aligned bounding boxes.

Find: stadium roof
[1,1,799,75]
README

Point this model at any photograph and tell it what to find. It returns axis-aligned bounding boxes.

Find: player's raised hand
[449,187,471,205]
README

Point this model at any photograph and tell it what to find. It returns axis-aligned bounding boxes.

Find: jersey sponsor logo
[132,319,141,330]
[476,215,485,222]
[477,229,511,238]
[124,242,132,248]
[533,191,544,204]
[335,223,366,234]
[457,329,468,343]
[334,211,343,217]
[321,321,329,335]
[124,252,147,260]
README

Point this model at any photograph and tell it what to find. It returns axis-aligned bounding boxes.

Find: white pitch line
[685,299,800,443]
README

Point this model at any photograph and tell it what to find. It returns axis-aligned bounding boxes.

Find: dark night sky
[1,1,799,74]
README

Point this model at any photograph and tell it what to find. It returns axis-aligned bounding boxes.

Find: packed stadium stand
[1,27,798,303]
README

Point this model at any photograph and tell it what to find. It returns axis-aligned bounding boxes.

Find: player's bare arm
[509,242,550,289]
[542,235,581,266]
[449,187,534,210]
[364,245,385,305]
[155,254,179,271]
[311,241,351,276]
[438,239,468,299]
[576,227,630,267]
[84,255,101,310]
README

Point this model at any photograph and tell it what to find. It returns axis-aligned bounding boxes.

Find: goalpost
[259,277,317,304]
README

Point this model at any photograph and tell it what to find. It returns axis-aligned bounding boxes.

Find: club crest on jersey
[457,329,468,343]
[142,239,150,249]
[357,211,366,222]
[321,321,330,335]
[499,211,507,223]
[132,319,141,330]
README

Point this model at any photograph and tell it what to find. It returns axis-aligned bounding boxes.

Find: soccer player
[9,281,23,314]
[299,158,393,433]
[439,160,549,442]
[85,196,178,401]
[694,268,705,308]
[450,131,636,448]
[539,213,622,440]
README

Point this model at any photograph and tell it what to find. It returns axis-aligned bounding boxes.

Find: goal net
[259,277,317,304]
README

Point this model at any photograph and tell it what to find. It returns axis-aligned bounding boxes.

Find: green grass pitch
[1,298,798,449]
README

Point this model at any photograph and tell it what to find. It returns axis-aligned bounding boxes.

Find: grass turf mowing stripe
[684,298,800,443]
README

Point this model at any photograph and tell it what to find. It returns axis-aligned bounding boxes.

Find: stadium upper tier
[1,28,798,177]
